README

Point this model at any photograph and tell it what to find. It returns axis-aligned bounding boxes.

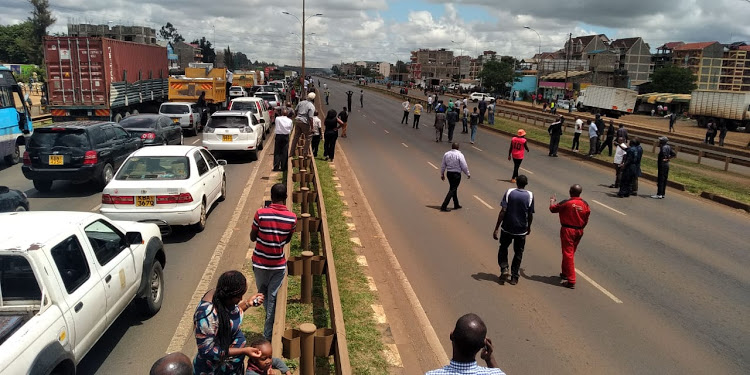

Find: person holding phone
[426,313,505,374]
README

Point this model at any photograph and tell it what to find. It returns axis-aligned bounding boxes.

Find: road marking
[401,143,409,148]
[576,268,624,304]
[90,204,101,212]
[592,199,627,216]
[473,195,494,210]
[372,121,376,125]
[427,161,438,169]
[384,130,390,134]
[191,139,200,145]
[471,145,483,152]
[166,134,267,354]
[520,167,534,174]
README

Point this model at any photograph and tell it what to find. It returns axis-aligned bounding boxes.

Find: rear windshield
[29,129,90,149]
[270,82,283,89]
[207,116,249,128]
[230,101,258,113]
[116,156,190,180]
[160,104,190,115]
[255,94,276,101]
[119,117,158,129]
[0,255,41,302]
[230,87,243,91]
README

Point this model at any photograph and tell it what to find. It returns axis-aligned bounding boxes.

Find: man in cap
[652,136,676,199]
[508,129,530,183]
[291,92,317,157]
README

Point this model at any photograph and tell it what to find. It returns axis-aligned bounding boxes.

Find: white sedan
[469,92,495,102]
[100,145,226,233]
[202,111,265,158]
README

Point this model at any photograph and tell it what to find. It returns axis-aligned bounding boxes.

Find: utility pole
[564,33,572,99]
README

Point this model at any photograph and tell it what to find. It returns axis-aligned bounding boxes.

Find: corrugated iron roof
[540,70,590,80]
[674,42,720,51]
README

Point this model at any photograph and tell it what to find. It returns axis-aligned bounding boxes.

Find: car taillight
[84,150,98,165]
[204,126,214,133]
[189,113,194,124]
[156,193,193,204]
[102,194,134,204]
[23,151,31,165]
[141,132,156,140]
[239,126,253,133]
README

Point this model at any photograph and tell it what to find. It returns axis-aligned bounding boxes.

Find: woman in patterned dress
[193,270,264,374]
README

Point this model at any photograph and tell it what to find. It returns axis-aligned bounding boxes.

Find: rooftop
[674,41,720,51]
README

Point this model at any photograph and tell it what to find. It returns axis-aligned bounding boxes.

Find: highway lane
[0,132,271,374]
[322,78,750,374]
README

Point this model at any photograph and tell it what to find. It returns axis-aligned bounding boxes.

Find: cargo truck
[44,37,168,123]
[575,85,638,118]
[0,66,32,165]
[233,70,258,90]
[168,66,227,112]
[689,90,750,132]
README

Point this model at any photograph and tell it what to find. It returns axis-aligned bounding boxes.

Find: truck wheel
[3,144,20,165]
[137,260,164,317]
[114,113,123,123]
[131,109,140,116]
[97,163,114,190]
[33,180,53,192]
[193,199,207,232]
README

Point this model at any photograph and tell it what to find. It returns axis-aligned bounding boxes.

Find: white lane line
[576,268,624,304]
[427,161,438,170]
[473,195,494,210]
[592,199,627,216]
[191,138,200,145]
[520,167,534,174]
[401,143,409,148]
[90,204,101,212]
[372,121,376,125]
[166,137,267,354]
[384,130,390,134]
[471,145,483,152]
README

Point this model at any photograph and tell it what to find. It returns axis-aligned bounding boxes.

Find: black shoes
[440,207,450,212]
[509,276,519,285]
[454,205,462,210]
[561,280,575,289]
[500,268,510,282]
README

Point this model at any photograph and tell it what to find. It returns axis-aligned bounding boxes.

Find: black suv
[22,121,142,192]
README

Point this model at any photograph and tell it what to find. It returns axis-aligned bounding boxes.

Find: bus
[0,66,32,165]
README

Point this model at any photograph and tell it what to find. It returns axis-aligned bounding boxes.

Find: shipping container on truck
[576,85,638,118]
[44,36,169,123]
[689,90,750,132]
[168,67,227,111]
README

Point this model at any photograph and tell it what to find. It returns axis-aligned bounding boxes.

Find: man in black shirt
[652,137,676,199]
[547,116,563,157]
[345,90,354,112]
[594,114,605,154]
[598,120,615,156]
[338,107,349,138]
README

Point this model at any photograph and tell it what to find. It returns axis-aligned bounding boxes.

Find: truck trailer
[689,90,750,132]
[168,66,227,111]
[576,85,638,118]
[44,37,168,123]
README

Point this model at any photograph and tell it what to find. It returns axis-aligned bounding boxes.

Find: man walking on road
[587,119,598,156]
[324,87,330,105]
[345,90,354,112]
[251,183,297,340]
[493,175,534,285]
[446,106,459,142]
[427,95,434,113]
[549,184,590,289]
[666,112,677,133]
[401,99,411,124]
[547,115,563,157]
[435,106,447,142]
[272,108,292,171]
[478,98,488,124]
[426,313,505,375]
[509,129,530,183]
[440,143,471,212]
[652,136,677,199]
[291,92,316,157]
[469,107,479,144]
[413,102,423,129]
[359,90,364,108]
[462,105,469,133]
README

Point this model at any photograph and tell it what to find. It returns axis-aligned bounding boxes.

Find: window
[0,255,42,301]
[0,86,13,108]
[115,156,190,180]
[30,129,91,149]
[200,149,218,169]
[104,126,117,140]
[113,127,130,140]
[160,104,190,114]
[89,128,108,147]
[50,236,91,294]
[85,220,127,266]
[194,151,209,176]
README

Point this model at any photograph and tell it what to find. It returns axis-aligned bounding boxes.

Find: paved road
[0,132,271,374]
[322,78,749,374]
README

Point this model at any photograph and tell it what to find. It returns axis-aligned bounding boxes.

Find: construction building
[609,37,653,85]
[719,44,750,91]
[67,23,157,45]
[409,48,456,81]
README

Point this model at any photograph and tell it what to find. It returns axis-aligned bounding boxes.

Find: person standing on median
[493,175,534,285]
[547,115,563,157]
[250,183,297,340]
[609,137,628,189]
[508,129,530,183]
[652,136,677,199]
[478,97,488,124]
[598,119,615,156]
[487,100,495,125]
[549,184,591,289]
[572,117,583,152]
[290,92,316,158]
[323,109,344,162]
[401,99,411,125]
[587,119,598,156]
[426,313,506,375]
[338,107,349,138]
[311,111,322,157]
[440,142,471,212]
[272,108,293,172]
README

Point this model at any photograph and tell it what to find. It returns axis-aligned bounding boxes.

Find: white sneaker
[650,195,661,199]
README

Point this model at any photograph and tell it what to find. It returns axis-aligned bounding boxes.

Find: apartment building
[609,37,653,84]
[719,45,750,91]
[672,42,724,90]
[410,48,456,80]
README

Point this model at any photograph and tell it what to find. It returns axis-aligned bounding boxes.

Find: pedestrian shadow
[471,272,503,285]
[520,269,562,287]
[425,205,446,211]
[497,179,514,183]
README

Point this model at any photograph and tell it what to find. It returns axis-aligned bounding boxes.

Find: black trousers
[549,134,560,155]
[311,134,321,157]
[347,100,352,112]
[498,231,526,278]
[588,137,598,155]
[613,164,622,188]
[323,131,338,160]
[447,123,456,141]
[441,172,461,209]
[572,133,581,150]
[479,110,486,124]
[413,114,421,128]
[401,111,409,124]
[512,158,523,179]
[273,134,289,170]
[599,137,613,156]
[657,163,670,196]
[618,166,635,196]
[462,118,468,132]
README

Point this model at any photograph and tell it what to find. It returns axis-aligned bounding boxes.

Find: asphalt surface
[321,78,749,374]
[0,131,271,374]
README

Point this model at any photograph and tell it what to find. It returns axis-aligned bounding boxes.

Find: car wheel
[218,175,226,202]
[33,180,52,192]
[137,260,164,317]
[193,199,207,232]
[15,205,27,212]
[258,137,264,151]
[98,163,114,189]
[4,144,20,165]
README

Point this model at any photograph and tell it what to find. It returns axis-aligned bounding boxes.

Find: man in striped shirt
[440,143,471,212]
[250,183,297,340]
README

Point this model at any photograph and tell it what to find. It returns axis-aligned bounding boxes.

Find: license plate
[136,196,155,207]
[49,155,64,165]
[172,118,180,123]
[222,135,233,142]
[76,117,88,121]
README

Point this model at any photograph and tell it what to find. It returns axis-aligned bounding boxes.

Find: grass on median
[486,116,750,205]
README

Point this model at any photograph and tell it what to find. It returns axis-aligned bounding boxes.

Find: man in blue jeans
[492,175,534,285]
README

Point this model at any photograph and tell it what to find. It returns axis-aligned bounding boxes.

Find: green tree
[191,37,216,63]
[331,65,341,75]
[0,21,35,63]
[651,65,697,93]
[233,52,250,69]
[28,0,56,64]
[477,58,521,94]
[159,22,184,44]
[223,46,234,70]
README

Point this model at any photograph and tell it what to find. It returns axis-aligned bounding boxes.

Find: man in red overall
[549,184,590,289]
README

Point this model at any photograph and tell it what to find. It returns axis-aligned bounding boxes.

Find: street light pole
[283,5,322,91]
[524,26,542,99]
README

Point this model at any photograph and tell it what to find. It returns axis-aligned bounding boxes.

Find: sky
[3,0,750,68]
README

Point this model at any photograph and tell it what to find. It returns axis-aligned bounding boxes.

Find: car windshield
[255,94,276,102]
[119,117,158,129]
[160,104,190,115]
[270,82,282,89]
[115,156,190,180]
[230,101,258,113]
[230,87,242,91]
[207,116,249,128]
[29,129,90,149]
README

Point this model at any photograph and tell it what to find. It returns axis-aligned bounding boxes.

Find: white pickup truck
[0,211,166,375]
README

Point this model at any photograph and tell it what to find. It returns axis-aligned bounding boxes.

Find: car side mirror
[259,119,266,124]
[126,232,143,245]
[217,159,228,166]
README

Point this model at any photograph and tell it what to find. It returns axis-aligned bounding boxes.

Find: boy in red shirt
[508,129,530,183]
[549,184,590,289]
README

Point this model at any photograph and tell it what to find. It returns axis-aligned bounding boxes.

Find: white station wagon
[99,145,226,233]
[202,111,265,158]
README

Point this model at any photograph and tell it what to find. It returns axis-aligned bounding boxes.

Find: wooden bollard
[301,213,311,251]
[299,169,308,189]
[299,323,316,375]
[301,250,313,303]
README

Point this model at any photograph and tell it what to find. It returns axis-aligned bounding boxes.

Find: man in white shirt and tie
[440,143,471,212]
